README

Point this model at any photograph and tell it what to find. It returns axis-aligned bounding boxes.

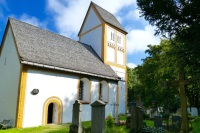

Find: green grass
[144,119,154,127]
[119,115,126,121]
[191,117,200,133]
[0,124,69,133]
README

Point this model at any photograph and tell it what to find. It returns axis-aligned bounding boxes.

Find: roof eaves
[21,61,120,81]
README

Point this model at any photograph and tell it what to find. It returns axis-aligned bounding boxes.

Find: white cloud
[127,25,160,54]
[19,14,47,28]
[47,0,135,38]
[127,63,137,68]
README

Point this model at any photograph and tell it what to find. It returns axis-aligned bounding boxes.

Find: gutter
[21,61,120,81]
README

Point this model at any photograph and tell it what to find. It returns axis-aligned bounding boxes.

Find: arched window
[78,78,91,104]
[99,81,109,102]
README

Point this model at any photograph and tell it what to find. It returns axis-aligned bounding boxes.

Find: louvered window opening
[79,80,84,100]
[99,83,102,100]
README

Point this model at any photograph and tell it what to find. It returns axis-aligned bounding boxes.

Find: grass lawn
[0,124,69,133]
[191,117,200,133]
[1,117,199,133]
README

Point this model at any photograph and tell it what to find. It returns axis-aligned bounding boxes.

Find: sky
[0,0,161,68]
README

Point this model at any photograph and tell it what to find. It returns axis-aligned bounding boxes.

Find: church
[0,2,128,128]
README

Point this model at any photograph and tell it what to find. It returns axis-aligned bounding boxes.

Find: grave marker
[91,100,106,133]
[69,100,82,133]
[131,106,143,132]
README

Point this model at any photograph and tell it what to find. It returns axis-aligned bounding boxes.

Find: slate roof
[91,2,127,34]
[8,18,120,80]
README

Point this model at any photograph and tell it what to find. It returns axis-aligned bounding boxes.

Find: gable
[81,8,102,34]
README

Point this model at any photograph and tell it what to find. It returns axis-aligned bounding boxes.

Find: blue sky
[0,0,160,68]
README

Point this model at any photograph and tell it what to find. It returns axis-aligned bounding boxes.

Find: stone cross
[163,67,199,132]
[110,102,118,117]
[91,100,106,133]
[69,100,82,133]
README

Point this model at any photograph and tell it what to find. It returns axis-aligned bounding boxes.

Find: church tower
[78,2,128,114]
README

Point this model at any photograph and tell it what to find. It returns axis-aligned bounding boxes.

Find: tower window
[111,32,115,41]
[117,35,121,44]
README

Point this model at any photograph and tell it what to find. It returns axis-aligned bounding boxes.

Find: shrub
[106,114,114,129]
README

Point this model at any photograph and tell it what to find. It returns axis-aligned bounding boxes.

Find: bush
[106,114,114,129]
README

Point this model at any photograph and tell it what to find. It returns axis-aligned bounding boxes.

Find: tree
[135,40,180,109]
[137,0,200,67]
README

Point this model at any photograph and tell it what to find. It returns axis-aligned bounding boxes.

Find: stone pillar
[91,100,106,133]
[69,100,82,133]
[131,106,143,132]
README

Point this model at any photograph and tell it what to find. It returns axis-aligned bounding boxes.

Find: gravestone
[91,100,106,133]
[69,100,82,133]
[131,106,143,132]
[172,115,182,131]
[154,115,163,128]
[150,100,158,118]
[187,107,198,116]
[126,102,136,128]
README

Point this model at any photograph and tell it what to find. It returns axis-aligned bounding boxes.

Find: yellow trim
[124,34,127,66]
[15,64,23,127]
[104,24,127,69]
[89,81,92,103]
[102,23,106,62]
[79,24,102,36]
[105,61,126,69]
[16,66,27,128]
[98,82,101,100]
[77,79,81,100]
[42,96,63,125]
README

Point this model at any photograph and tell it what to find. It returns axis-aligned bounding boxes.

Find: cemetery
[0,0,200,133]
[0,99,200,132]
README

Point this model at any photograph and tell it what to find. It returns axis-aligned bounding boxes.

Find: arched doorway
[43,97,63,125]
[47,102,59,124]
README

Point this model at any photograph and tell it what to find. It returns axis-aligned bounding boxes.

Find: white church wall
[106,83,117,117]
[117,51,124,65]
[118,81,126,114]
[110,66,126,114]
[107,47,115,63]
[82,8,101,34]
[22,68,119,127]
[81,26,102,58]
[0,27,21,127]
[23,69,79,127]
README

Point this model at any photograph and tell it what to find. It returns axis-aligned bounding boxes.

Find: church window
[78,78,91,104]
[117,35,121,44]
[111,32,115,41]
[79,80,84,100]
[99,83,102,100]
[99,81,109,102]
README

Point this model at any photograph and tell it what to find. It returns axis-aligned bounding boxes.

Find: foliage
[191,117,200,133]
[127,67,143,103]
[136,0,200,110]
[134,39,180,109]
[106,114,114,129]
